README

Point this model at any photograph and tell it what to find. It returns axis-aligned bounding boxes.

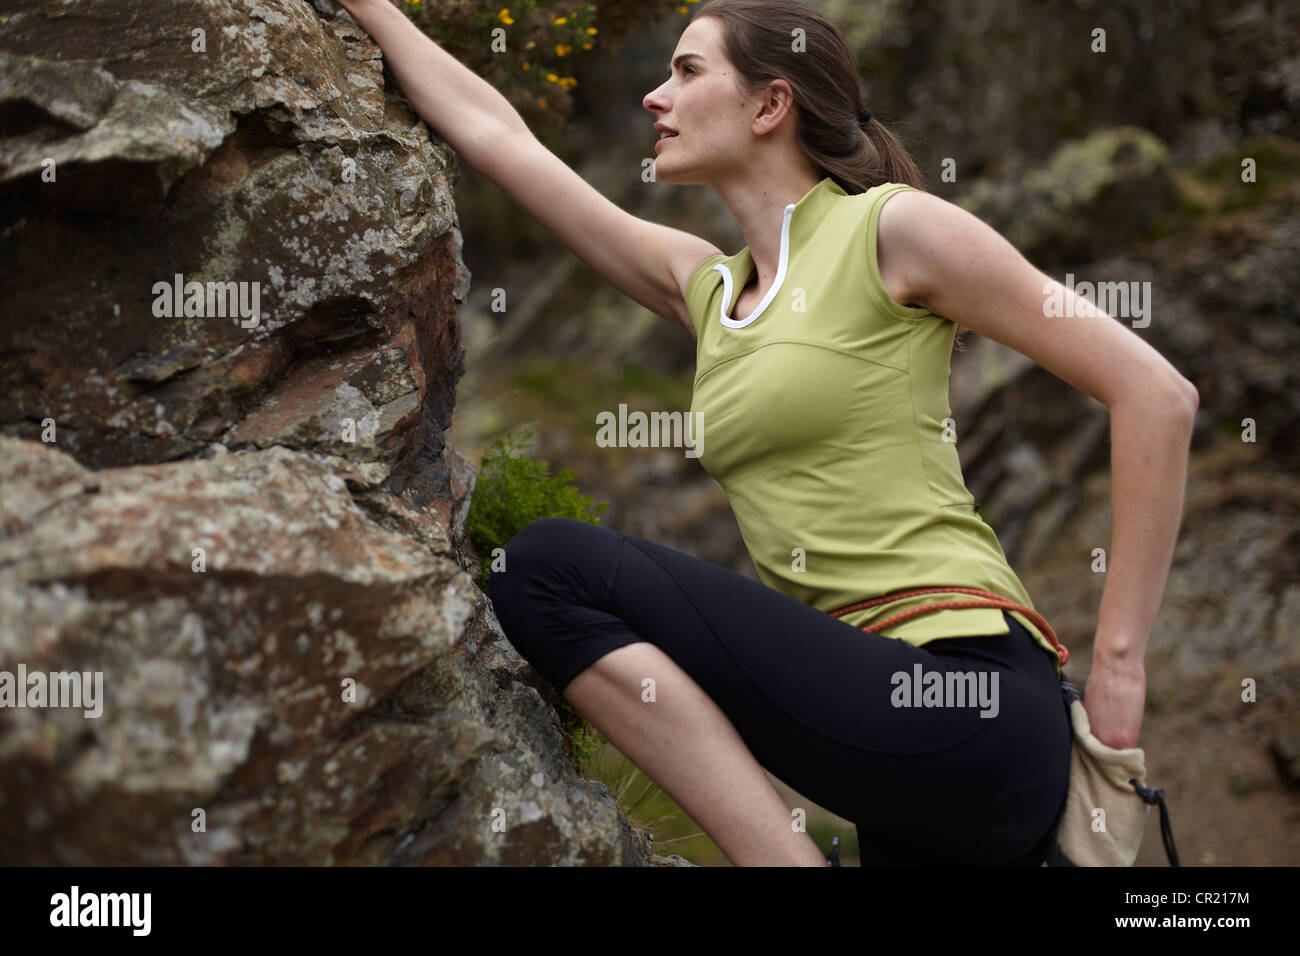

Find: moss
[1178,134,1300,218]
[558,699,605,769]
[1026,127,1172,208]
[555,705,608,800]
[1200,134,1300,184]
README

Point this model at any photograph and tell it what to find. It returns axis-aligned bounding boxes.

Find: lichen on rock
[0,0,681,866]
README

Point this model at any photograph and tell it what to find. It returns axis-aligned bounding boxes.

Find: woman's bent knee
[489,517,621,614]
[486,517,627,690]
[487,518,558,583]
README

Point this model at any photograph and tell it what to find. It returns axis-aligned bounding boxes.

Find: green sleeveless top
[684,175,1060,672]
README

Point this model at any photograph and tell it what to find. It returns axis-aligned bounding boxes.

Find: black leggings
[489,516,1072,865]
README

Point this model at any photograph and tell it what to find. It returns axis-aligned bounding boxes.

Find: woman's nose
[643,82,670,113]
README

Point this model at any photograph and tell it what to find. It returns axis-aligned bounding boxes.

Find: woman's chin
[653,159,685,184]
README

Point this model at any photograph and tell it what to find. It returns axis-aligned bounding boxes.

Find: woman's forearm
[1092,393,1196,667]
[337,0,531,158]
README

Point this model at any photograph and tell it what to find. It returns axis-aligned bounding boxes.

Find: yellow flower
[587,27,597,35]
[677,5,687,13]
[546,72,559,82]
[522,61,530,70]
[554,43,571,56]
[581,42,592,50]
[552,16,567,25]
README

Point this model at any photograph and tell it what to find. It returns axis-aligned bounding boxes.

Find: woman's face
[643,17,755,185]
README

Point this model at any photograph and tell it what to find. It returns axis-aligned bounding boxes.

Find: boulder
[0,0,683,866]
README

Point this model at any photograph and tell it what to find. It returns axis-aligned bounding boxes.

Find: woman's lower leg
[562,641,828,867]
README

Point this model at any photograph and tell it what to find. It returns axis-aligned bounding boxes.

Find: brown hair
[691,0,927,194]
[691,0,968,347]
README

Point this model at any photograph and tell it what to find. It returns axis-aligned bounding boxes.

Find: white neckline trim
[712,200,797,329]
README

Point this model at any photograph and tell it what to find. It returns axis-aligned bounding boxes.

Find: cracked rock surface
[0,0,687,866]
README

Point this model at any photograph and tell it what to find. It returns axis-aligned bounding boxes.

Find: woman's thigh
[490,516,1070,864]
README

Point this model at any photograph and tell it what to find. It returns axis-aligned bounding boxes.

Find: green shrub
[465,424,609,593]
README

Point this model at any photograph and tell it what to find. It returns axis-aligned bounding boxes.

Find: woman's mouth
[655,132,677,149]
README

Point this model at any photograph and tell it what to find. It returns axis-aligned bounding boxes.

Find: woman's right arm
[335,0,720,337]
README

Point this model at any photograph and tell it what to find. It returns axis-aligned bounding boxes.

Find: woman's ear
[753,78,796,134]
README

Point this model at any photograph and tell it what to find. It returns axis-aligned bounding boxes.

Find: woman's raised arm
[335,0,719,336]
[337,0,529,156]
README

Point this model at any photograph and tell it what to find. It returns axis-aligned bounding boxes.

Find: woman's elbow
[1172,375,1199,421]
[1150,376,1199,432]
[1113,371,1198,423]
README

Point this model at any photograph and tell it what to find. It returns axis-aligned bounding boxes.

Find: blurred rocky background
[450,0,1300,866]
[1,0,1297,866]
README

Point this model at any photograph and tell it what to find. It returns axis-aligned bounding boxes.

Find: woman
[336,0,1197,866]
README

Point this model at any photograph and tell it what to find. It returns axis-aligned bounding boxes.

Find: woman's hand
[1082,653,1146,750]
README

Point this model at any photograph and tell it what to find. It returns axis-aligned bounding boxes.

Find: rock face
[957,127,1182,268]
[0,0,462,484]
[0,0,684,865]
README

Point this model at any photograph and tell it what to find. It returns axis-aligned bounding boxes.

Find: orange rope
[828,586,1070,666]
